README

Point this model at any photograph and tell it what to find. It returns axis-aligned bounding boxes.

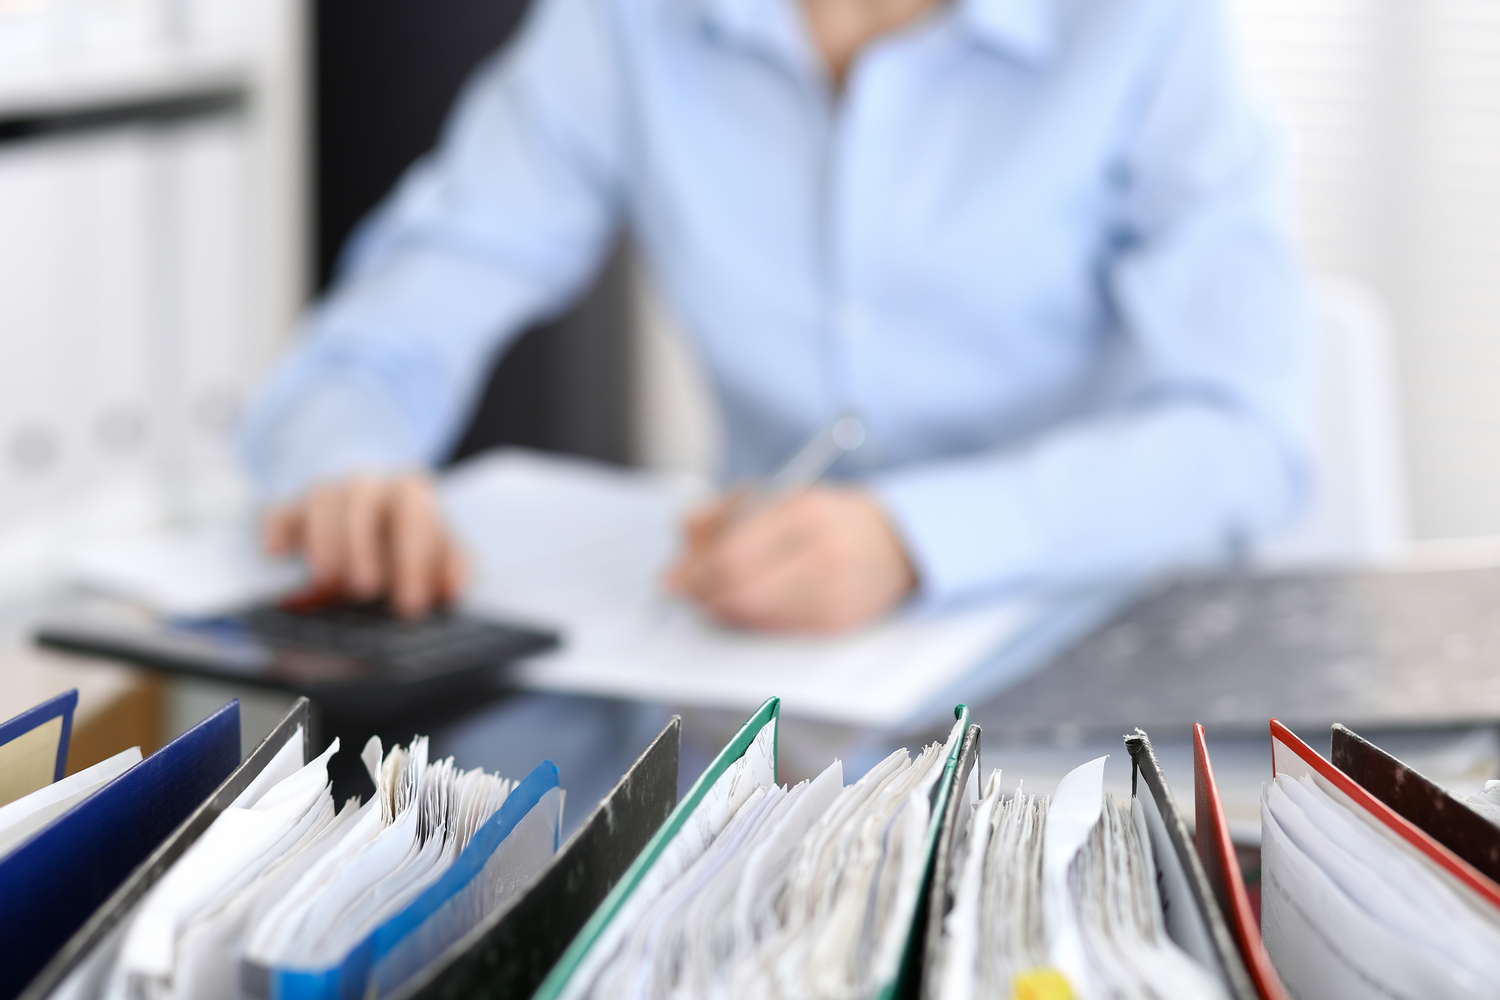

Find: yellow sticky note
[1012,968,1073,1000]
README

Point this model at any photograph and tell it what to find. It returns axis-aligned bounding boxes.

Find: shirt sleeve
[239,0,627,500]
[872,0,1316,607]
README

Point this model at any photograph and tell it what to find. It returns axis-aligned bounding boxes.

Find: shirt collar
[955,0,1057,64]
[698,0,1057,70]
[699,0,812,71]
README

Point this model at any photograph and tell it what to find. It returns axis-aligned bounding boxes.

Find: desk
[0,604,162,773]
[972,563,1500,742]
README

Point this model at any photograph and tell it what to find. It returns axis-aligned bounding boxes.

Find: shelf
[0,59,252,123]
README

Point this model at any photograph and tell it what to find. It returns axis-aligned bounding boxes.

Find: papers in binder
[1260,720,1500,1000]
[31,700,681,1000]
[0,689,104,858]
[1330,722,1500,885]
[935,759,1227,1000]
[539,697,969,1000]
[1461,782,1500,825]
[0,747,141,859]
[80,732,561,1000]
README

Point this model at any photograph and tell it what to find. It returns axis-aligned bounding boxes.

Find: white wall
[0,0,307,594]
[1229,0,1500,540]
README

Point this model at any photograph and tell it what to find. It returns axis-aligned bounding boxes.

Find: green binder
[882,704,972,1000]
[534,697,971,1000]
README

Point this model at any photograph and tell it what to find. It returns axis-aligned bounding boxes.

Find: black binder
[1331,722,1500,883]
[389,716,680,1000]
[19,699,309,1000]
[1126,730,1259,1000]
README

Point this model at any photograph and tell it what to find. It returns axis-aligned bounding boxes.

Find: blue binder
[0,689,78,796]
[0,700,241,1000]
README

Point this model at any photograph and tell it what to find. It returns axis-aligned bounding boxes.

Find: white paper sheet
[443,450,1067,727]
[0,745,141,857]
[1260,771,1500,1000]
[68,523,305,616]
[59,449,1106,727]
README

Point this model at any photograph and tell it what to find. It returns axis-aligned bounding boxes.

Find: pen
[657,413,865,612]
[733,412,866,518]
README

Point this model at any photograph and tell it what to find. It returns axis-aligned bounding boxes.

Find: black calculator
[34,598,559,710]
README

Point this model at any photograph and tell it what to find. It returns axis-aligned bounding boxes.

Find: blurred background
[1,0,1498,771]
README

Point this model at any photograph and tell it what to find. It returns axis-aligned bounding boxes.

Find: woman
[242,0,1312,635]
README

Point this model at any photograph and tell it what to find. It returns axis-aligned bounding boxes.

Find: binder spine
[919,720,981,1000]
[1125,729,1260,1000]
[391,717,680,1000]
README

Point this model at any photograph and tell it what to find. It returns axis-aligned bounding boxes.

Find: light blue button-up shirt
[241,0,1313,607]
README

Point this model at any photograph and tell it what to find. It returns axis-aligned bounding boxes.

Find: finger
[682,487,753,546]
[698,544,827,632]
[302,486,348,593]
[438,541,469,606]
[263,504,302,556]
[663,553,693,594]
[668,490,749,592]
[687,498,810,602]
[342,478,388,599]
[390,479,443,619]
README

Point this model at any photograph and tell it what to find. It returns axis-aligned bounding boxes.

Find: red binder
[1192,724,1288,1000]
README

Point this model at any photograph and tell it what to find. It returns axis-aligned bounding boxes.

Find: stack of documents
[936,761,1223,999]
[1461,782,1500,824]
[72,730,562,1000]
[24,701,684,1000]
[1261,720,1500,999]
[23,681,1500,1000]
[536,697,969,1000]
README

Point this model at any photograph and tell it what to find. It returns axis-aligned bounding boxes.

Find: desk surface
[972,564,1500,742]
[0,602,163,772]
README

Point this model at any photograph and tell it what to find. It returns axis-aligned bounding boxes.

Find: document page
[0,745,141,858]
[69,523,305,617]
[444,451,1065,728]
[936,760,1226,1000]
[1260,770,1500,1000]
[556,715,959,1000]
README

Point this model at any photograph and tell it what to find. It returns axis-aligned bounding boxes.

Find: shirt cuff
[240,379,424,502]
[870,458,1046,609]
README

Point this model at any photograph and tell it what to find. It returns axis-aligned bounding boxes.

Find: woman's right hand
[262,471,468,619]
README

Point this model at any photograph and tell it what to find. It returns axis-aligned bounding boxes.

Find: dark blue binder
[0,689,78,790]
[0,700,241,1000]
[18,699,311,1000]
